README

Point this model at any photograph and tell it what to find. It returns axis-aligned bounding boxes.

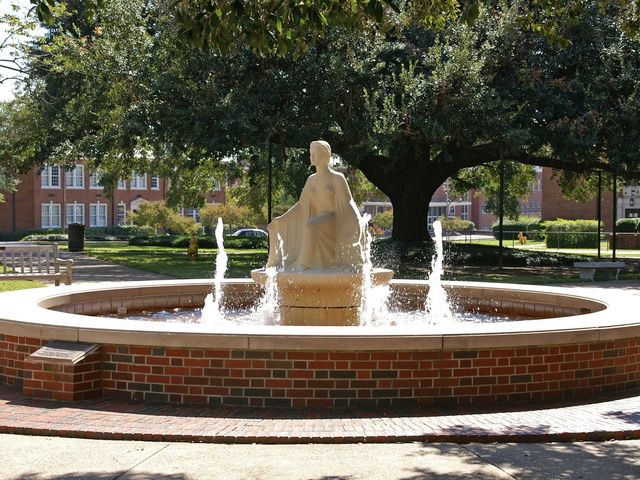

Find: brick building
[540,168,616,230]
[0,164,225,235]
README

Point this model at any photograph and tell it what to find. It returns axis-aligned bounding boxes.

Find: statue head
[310,140,331,167]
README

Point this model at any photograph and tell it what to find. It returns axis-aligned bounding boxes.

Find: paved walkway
[3,434,640,479]
[1,385,640,444]
[60,251,171,283]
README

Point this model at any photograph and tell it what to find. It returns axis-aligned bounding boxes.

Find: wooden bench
[573,261,625,281]
[0,243,73,285]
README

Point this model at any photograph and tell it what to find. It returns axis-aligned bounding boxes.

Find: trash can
[68,223,85,252]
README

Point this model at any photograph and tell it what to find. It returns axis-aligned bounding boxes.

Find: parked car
[231,228,268,238]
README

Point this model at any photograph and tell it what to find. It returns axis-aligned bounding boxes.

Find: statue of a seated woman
[266,140,364,270]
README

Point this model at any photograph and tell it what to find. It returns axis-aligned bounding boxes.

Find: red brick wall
[0,165,226,234]
[100,341,640,408]
[541,168,615,230]
[23,350,102,402]
[0,334,44,390]
[4,334,639,407]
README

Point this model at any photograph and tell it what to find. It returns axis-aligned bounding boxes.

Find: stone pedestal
[251,268,393,326]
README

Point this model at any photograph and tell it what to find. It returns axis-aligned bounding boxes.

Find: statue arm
[266,179,310,268]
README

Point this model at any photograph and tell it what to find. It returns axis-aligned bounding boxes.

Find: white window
[89,172,102,189]
[41,166,61,188]
[448,205,455,217]
[117,203,127,225]
[150,176,160,190]
[214,180,222,192]
[89,203,108,227]
[41,202,61,228]
[427,206,445,230]
[117,178,127,190]
[461,204,469,220]
[184,208,200,222]
[65,165,84,189]
[131,172,147,190]
[66,202,85,225]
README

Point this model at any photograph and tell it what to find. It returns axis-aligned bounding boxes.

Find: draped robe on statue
[266,171,363,270]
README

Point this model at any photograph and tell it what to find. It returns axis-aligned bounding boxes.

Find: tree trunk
[356,142,449,243]
[387,174,446,241]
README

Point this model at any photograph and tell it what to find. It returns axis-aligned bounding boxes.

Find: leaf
[383,0,401,14]
[36,3,54,25]
[461,1,480,26]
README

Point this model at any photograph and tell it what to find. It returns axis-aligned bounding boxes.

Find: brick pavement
[1,384,640,444]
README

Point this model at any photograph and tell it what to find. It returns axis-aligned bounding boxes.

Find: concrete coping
[0,279,637,351]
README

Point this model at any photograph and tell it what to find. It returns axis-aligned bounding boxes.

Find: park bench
[573,261,625,281]
[0,243,73,285]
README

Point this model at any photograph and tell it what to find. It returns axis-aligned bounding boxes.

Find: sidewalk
[59,250,171,283]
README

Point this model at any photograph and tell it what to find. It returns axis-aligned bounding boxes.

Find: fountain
[251,140,392,326]
[0,140,638,408]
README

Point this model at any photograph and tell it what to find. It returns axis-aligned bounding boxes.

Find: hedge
[129,235,268,249]
[543,219,600,248]
[616,218,640,233]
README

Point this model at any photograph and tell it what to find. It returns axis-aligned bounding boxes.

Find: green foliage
[616,218,640,233]
[492,217,542,241]
[345,168,385,205]
[453,162,537,220]
[372,210,393,230]
[438,216,475,233]
[29,0,640,58]
[542,219,601,248]
[554,171,615,202]
[127,201,177,234]
[372,237,585,274]
[129,234,267,250]
[199,203,259,233]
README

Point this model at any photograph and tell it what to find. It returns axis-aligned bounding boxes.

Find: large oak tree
[3,0,640,240]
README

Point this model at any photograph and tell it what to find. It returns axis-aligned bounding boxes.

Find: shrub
[372,238,585,273]
[128,234,267,249]
[616,218,640,233]
[84,225,155,240]
[438,217,475,233]
[372,210,393,230]
[20,233,68,242]
[542,219,600,248]
[492,217,542,240]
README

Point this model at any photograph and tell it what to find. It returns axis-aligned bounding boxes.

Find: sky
[0,0,32,102]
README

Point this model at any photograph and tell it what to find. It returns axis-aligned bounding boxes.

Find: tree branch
[444,142,640,177]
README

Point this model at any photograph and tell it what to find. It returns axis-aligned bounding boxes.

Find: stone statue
[266,140,364,270]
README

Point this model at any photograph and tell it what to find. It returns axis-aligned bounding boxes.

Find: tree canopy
[3,0,640,241]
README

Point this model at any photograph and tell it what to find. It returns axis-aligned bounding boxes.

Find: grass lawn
[83,242,267,278]
[56,240,639,285]
[449,237,640,258]
[0,280,46,292]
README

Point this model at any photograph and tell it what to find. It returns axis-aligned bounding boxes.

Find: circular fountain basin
[250,267,394,326]
[0,279,638,408]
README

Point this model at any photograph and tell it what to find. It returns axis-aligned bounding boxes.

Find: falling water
[425,220,456,324]
[253,234,283,325]
[201,217,228,322]
[359,214,390,326]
